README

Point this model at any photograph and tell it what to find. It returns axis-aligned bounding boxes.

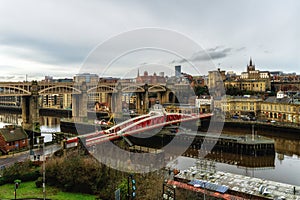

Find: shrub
[0,160,40,185]
[35,177,43,188]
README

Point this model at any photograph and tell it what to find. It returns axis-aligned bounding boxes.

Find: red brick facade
[0,125,28,154]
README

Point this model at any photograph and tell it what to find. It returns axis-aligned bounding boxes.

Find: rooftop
[265,96,291,104]
[175,164,300,199]
[0,125,28,142]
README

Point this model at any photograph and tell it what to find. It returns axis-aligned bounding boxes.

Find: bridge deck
[66,113,212,148]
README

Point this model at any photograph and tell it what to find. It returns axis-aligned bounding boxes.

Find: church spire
[247,57,255,72]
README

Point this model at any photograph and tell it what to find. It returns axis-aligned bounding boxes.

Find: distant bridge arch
[39,86,82,95]
[0,85,31,96]
[148,85,166,92]
[87,85,115,93]
[122,85,145,93]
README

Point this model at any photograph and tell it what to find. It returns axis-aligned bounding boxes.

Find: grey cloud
[0,65,21,70]
[206,47,232,60]
[0,34,91,65]
[171,46,233,64]
[0,76,16,80]
[0,0,300,77]
[236,47,246,52]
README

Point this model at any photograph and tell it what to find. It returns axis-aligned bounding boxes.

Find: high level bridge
[0,81,193,130]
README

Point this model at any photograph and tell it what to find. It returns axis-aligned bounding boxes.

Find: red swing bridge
[65,106,213,149]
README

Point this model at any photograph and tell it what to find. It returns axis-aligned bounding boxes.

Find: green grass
[0,181,97,200]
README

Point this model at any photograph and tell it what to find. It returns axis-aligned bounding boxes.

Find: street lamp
[14,179,21,200]
[38,136,46,200]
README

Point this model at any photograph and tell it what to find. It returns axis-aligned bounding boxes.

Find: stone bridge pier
[21,81,40,132]
[72,82,88,122]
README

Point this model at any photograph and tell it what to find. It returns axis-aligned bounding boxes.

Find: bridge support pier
[21,95,40,131]
[136,93,142,114]
[143,84,149,113]
[72,93,88,122]
[112,83,123,117]
[72,82,88,122]
[106,93,112,112]
[21,82,40,132]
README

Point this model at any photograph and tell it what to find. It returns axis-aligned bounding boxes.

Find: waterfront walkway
[226,118,300,130]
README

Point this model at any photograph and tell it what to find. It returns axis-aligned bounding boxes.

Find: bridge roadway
[0,81,170,96]
[0,81,192,130]
[65,112,213,148]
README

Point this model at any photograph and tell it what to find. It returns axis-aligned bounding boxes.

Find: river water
[1,112,300,186]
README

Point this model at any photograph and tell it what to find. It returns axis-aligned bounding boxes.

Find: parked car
[241,116,250,121]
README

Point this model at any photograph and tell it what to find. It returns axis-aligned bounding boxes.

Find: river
[0,112,300,186]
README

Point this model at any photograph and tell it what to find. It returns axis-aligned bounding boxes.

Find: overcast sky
[0,0,300,81]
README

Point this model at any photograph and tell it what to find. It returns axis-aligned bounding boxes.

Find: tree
[194,86,209,96]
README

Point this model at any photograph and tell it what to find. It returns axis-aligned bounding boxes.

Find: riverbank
[224,119,300,138]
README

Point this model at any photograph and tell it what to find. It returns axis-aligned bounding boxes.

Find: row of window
[6,140,26,146]
[262,104,300,112]
[242,83,264,87]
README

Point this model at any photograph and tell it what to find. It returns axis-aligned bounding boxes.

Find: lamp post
[38,136,46,200]
[14,179,21,200]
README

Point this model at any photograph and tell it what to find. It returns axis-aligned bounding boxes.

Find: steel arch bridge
[0,81,168,96]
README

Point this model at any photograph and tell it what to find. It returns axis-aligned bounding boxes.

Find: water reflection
[1,111,300,185]
[0,113,21,125]
[0,114,61,143]
[183,148,275,169]
[274,138,300,157]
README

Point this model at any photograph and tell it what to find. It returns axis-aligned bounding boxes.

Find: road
[0,144,61,169]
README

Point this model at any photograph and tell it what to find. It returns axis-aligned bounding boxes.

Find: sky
[0,0,300,81]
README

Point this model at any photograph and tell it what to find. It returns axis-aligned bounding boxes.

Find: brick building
[0,125,28,154]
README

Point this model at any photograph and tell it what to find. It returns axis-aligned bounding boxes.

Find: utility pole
[43,140,46,200]
[38,136,46,200]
